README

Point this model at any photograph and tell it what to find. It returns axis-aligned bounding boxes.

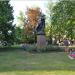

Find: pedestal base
[37,34,47,49]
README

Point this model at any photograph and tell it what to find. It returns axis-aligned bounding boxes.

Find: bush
[46,45,64,52]
[0,44,64,52]
[22,44,64,52]
[0,45,22,51]
[22,44,37,52]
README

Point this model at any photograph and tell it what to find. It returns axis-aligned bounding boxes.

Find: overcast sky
[10,0,57,25]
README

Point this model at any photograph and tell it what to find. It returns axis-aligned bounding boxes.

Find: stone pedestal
[37,31,47,49]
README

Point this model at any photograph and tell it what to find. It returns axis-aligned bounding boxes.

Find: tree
[15,27,25,44]
[0,1,15,45]
[45,2,56,44]
[50,0,75,39]
[25,7,41,34]
[16,10,37,44]
[17,11,25,28]
[23,7,41,43]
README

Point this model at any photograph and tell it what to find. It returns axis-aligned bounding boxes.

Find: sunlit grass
[0,70,75,75]
[0,49,75,75]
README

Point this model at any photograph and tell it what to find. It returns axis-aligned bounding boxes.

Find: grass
[0,49,75,74]
[0,71,75,75]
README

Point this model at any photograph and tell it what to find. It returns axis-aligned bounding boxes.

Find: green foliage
[15,26,36,44]
[15,27,24,43]
[16,10,37,44]
[23,44,36,52]
[23,44,64,52]
[17,11,25,28]
[47,0,75,39]
[37,45,64,52]
[0,1,15,45]
[0,45,22,52]
[46,45,64,52]
[26,34,37,44]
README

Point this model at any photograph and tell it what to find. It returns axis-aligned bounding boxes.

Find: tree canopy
[0,1,15,45]
[50,0,75,39]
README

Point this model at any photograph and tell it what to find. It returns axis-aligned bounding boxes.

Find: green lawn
[0,49,75,75]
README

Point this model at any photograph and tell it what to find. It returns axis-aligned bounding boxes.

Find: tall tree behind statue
[24,7,41,43]
[24,7,41,34]
[0,1,15,46]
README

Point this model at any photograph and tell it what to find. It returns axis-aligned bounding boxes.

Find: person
[68,49,75,59]
[63,38,69,53]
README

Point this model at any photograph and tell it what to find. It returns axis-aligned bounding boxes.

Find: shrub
[22,44,64,52]
[0,45,22,51]
[46,45,64,52]
[22,44,37,52]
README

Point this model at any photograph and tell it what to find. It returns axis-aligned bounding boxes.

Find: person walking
[63,38,69,53]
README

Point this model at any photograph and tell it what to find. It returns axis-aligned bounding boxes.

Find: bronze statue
[36,13,45,35]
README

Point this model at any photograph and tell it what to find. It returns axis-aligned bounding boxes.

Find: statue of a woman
[36,13,45,35]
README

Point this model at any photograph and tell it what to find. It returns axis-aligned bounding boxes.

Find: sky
[10,0,57,25]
